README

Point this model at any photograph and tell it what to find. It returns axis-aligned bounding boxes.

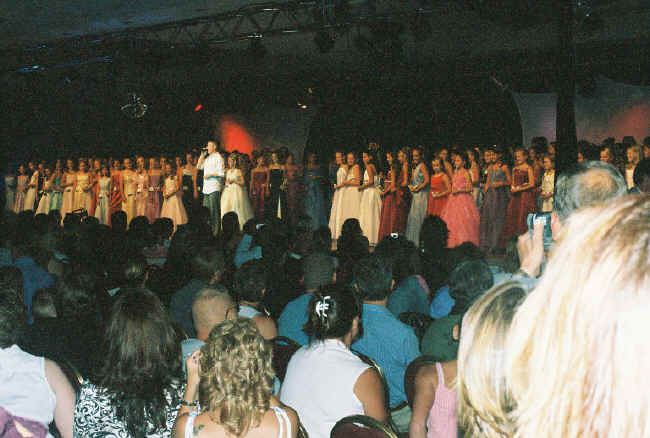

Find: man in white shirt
[197,141,225,234]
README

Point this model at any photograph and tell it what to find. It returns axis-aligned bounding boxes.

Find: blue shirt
[13,257,55,324]
[387,275,430,317]
[234,234,262,268]
[351,304,420,407]
[170,279,206,338]
[277,294,313,346]
[430,285,454,319]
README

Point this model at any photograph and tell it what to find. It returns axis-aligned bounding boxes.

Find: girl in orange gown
[499,148,537,247]
[377,150,410,241]
[427,158,451,217]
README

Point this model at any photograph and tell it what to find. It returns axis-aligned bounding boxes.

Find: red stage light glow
[194,104,203,112]
[218,116,257,157]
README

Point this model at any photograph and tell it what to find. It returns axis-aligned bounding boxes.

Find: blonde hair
[627,145,641,166]
[506,195,650,438]
[457,281,527,438]
[199,318,275,437]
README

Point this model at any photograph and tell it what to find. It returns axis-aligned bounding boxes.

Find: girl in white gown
[60,160,76,220]
[160,163,188,232]
[328,152,348,241]
[23,168,39,212]
[73,161,93,212]
[337,152,362,233]
[35,166,53,215]
[221,154,254,227]
[94,167,111,225]
[359,151,382,246]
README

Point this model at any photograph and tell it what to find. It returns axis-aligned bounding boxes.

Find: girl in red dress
[377,149,410,241]
[427,158,451,217]
[109,160,124,218]
[499,148,537,247]
[440,153,480,247]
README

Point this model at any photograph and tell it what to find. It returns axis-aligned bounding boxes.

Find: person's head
[185,152,194,166]
[334,151,344,165]
[164,163,173,177]
[599,146,613,163]
[28,162,35,172]
[112,159,121,171]
[552,161,627,235]
[311,226,332,253]
[32,286,57,319]
[458,281,527,438]
[192,286,237,341]
[199,318,274,437]
[100,288,181,437]
[513,148,526,165]
[548,142,556,156]
[353,254,392,302]
[453,152,466,170]
[420,214,449,253]
[542,154,554,171]
[124,157,133,170]
[633,158,650,192]
[340,218,362,238]
[79,160,87,172]
[507,195,650,438]
[207,141,217,154]
[346,152,356,166]
[362,151,372,166]
[18,164,26,175]
[174,156,182,168]
[136,156,145,170]
[431,157,442,173]
[528,147,537,162]
[386,151,394,166]
[191,246,225,284]
[398,147,410,165]
[626,144,641,165]
[0,285,24,348]
[439,148,449,161]
[302,252,336,291]
[123,254,148,288]
[256,154,266,167]
[286,153,295,165]
[55,159,62,172]
[412,147,422,165]
[467,148,477,164]
[448,260,494,315]
[227,153,238,169]
[271,151,280,164]
[57,267,97,320]
[110,210,127,233]
[306,152,317,165]
[304,283,362,343]
[233,259,267,304]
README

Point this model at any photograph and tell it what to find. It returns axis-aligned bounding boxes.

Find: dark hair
[420,215,449,252]
[110,210,127,233]
[374,233,419,282]
[311,226,332,253]
[0,275,25,348]
[449,260,494,315]
[100,288,181,438]
[633,158,650,188]
[152,218,173,241]
[32,286,57,319]
[191,246,225,282]
[353,254,393,301]
[233,259,267,303]
[304,284,362,342]
[123,254,148,288]
[57,266,97,319]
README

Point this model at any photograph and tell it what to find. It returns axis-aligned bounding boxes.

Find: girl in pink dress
[160,163,188,232]
[427,158,451,217]
[146,158,163,223]
[441,153,480,247]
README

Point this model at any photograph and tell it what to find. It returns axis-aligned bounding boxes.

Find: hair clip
[390,233,399,239]
[315,296,331,318]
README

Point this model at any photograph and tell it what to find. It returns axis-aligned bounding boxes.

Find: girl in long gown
[221,154,254,227]
[180,153,197,216]
[94,167,111,225]
[121,158,137,227]
[146,158,163,223]
[160,163,188,232]
[13,165,28,213]
[337,152,362,239]
[328,151,348,241]
[60,160,76,219]
[266,151,287,221]
[109,160,124,218]
[539,155,555,212]
[284,153,303,227]
[359,151,382,246]
[5,170,16,212]
[249,155,268,220]
[479,149,511,252]
[303,152,327,230]
[36,166,53,215]
[73,161,93,212]
[427,158,451,217]
[499,148,536,247]
[406,147,430,246]
[438,147,454,178]
[378,152,402,241]
[49,162,63,213]
[135,157,149,218]
[24,167,39,212]
[441,153,480,247]
[467,149,481,207]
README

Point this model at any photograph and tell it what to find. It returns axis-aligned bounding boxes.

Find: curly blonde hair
[199,318,275,437]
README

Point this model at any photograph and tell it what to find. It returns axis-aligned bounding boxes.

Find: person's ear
[452,324,460,341]
[550,212,562,240]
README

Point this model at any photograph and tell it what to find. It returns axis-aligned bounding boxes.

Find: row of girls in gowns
[328,146,538,250]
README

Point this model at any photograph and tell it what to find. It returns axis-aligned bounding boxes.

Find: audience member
[175,318,298,438]
[30,286,57,319]
[507,196,649,438]
[632,157,650,193]
[74,288,184,437]
[232,259,277,339]
[352,254,420,433]
[278,252,336,345]
[281,284,387,438]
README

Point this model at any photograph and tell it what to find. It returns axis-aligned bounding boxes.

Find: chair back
[330,415,398,438]
[404,355,436,408]
[271,336,301,382]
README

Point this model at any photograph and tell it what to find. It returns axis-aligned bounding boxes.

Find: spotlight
[194,104,203,112]
[314,30,335,53]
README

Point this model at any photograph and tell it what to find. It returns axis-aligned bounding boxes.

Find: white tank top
[184,406,292,438]
[280,339,370,438]
[0,345,56,428]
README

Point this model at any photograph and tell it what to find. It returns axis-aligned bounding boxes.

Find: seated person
[421,260,494,361]
[74,288,184,437]
[278,252,337,345]
[281,284,387,438]
[351,254,420,433]
[233,259,277,340]
[174,318,298,438]
[170,245,225,338]
[0,284,75,438]
[31,286,57,320]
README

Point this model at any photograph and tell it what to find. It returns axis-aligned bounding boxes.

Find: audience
[175,318,298,438]
[352,254,420,433]
[507,195,649,438]
[74,288,184,437]
[232,259,277,340]
[281,284,387,438]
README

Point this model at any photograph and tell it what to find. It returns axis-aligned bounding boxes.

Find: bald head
[192,286,236,341]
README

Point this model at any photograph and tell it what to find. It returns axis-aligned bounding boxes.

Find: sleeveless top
[489,165,507,185]
[426,362,457,438]
[184,406,292,438]
[239,305,262,319]
[0,346,56,429]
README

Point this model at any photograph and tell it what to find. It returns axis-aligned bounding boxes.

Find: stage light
[194,104,203,112]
